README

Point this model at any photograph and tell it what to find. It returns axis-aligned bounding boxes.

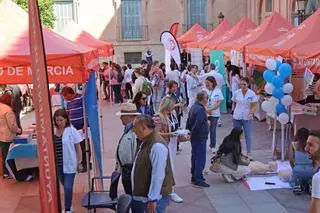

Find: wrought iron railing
[181,23,214,33]
[117,25,148,41]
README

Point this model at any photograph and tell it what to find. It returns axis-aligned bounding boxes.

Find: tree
[13,0,56,29]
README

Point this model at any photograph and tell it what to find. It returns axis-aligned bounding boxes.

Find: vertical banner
[84,72,103,181]
[210,50,227,113]
[169,22,179,38]
[160,31,181,66]
[28,1,60,212]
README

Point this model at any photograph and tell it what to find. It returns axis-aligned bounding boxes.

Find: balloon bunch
[261,59,294,125]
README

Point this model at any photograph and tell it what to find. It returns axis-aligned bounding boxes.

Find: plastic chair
[82,171,121,212]
[116,194,132,213]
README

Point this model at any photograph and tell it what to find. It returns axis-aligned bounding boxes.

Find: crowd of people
[1,54,320,212]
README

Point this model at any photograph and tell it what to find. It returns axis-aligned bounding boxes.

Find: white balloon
[261,100,275,113]
[266,58,277,70]
[281,95,293,107]
[264,83,275,95]
[278,113,289,125]
[283,83,294,94]
[269,96,280,105]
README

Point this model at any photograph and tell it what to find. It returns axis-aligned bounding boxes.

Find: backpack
[141,77,152,96]
[117,70,124,83]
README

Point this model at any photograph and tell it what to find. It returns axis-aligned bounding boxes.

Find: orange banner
[28,1,60,212]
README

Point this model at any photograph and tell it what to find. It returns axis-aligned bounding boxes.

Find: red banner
[169,22,179,38]
[28,1,60,212]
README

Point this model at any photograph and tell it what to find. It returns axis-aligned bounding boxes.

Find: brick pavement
[1,102,310,213]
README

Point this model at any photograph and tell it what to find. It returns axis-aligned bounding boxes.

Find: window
[121,0,143,40]
[54,0,74,32]
[187,0,207,30]
[266,0,273,12]
[124,52,142,64]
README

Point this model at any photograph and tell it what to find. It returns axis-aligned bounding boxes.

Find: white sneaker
[170,192,183,203]
[222,174,234,183]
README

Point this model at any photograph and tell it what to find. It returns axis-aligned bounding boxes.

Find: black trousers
[121,175,132,195]
[0,141,11,175]
[112,85,123,104]
[125,83,133,99]
[80,139,91,168]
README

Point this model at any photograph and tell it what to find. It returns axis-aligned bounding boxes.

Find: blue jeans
[233,119,253,154]
[290,166,314,186]
[131,195,171,213]
[191,139,207,182]
[208,116,219,148]
[57,167,76,211]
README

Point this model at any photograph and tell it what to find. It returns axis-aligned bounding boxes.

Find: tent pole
[98,75,105,152]
[82,83,91,195]
[281,124,285,161]
[271,111,277,160]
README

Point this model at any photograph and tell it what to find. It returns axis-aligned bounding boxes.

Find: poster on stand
[210,50,227,113]
[190,48,203,70]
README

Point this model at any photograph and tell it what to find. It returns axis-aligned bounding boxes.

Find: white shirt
[166,69,181,87]
[199,70,225,88]
[312,170,320,199]
[124,69,134,83]
[204,87,224,117]
[231,74,241,94]
[56,126,83,174]
[232,89,258,120]
[186,74,199,96]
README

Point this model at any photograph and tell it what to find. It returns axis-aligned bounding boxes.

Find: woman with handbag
[212,128,251,183]
[154,96,183,203]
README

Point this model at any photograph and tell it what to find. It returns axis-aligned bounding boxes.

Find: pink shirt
[110,69,122,85]
[149,67,164,88]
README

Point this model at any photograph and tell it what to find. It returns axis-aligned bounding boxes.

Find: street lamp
[218,12,225,24]
[296,0,306,24]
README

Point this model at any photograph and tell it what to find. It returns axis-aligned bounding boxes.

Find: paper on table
[245,175,292,191]
[277,160,291,172]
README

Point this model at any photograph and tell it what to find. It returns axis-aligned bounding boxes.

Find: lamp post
[218,12,225,24]
[296,0,306,24]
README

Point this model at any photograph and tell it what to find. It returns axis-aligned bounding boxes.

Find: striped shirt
[66,93,84,130]
[54,135,63,167]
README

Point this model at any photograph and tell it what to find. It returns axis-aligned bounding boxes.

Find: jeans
[208,116,219,148]
[290,166,314,185]
[103,81,110,99]
[125,83,133,99]
[112,84,123,103]
[152,87,162,113]
[0,141,12,175]
[131,195,171,213]
[191,139,207,182]
[57,167,76,211]
[233,119,253,154]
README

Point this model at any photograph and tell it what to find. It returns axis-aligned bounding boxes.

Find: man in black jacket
[186,91,210,187]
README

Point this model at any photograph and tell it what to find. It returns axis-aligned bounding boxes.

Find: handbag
[210,156,221,173]
[177,135,190,143]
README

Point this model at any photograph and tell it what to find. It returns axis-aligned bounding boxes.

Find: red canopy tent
[217,12,293,61]
[186,20,232,49]
[246,9,320,68]
[205,17,256,52]
[292,42,320,74]
[60,22,114,57]
[0,0,98,84]
[177,23,208,49]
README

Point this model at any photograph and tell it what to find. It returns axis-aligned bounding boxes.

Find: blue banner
[84,72,103,177]
[210,50,227,113]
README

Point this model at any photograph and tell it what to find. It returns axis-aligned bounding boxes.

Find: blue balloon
[279,63,292,79]
[276,103,287,114]
[275,60,282,70]
[263,70,276,83]
[272,88,284,99]
[272,76,284,88]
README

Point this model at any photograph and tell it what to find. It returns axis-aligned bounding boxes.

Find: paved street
[0,101,310,213]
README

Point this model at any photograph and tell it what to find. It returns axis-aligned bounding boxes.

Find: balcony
[117,25,148,41]
[182,24,214,33]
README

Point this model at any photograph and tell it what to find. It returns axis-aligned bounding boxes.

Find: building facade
[53,0,247,64]
[247,0,319,26]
